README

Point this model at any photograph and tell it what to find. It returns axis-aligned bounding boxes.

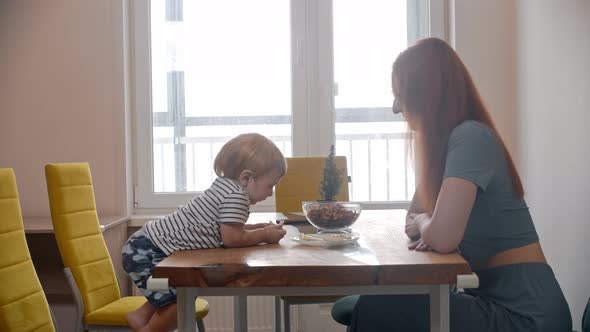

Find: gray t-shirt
[444,120,538,265]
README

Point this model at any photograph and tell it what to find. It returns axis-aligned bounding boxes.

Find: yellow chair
[275,156,349,213]
[0,168,56,332]
[44,162,209,331]
[273,156,350,332]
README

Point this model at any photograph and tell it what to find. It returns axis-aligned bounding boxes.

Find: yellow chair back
[0,168,56,332]
[45,163,121,319]
[275,156,349,213]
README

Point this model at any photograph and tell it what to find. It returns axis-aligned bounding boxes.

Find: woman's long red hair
[393,38,523,213]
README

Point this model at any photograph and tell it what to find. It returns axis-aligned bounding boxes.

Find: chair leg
[283,301,290,332]
[197,319,206,332]
[63,268,86,332]
[48,305,59,332]
[274,296,282,332]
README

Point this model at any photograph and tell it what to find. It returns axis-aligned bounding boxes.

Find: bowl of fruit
[302,201,362,232]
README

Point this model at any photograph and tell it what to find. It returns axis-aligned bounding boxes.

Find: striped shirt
[144,177,250,255]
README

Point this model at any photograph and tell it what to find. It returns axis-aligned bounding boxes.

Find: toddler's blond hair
[214,133,287,180]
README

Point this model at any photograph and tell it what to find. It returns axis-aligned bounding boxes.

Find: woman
[339,38,572,331]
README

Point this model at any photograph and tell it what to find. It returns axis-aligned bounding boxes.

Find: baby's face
[245,170,282,205]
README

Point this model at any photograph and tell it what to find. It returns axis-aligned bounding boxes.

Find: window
[333,1,411,202]
[133,0,441,211]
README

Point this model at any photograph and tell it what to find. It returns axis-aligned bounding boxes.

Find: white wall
[0,0,129,217]
[452,0,590,328]
[451,0,519,165]
[517,1,590,329]
[0,3,130,331]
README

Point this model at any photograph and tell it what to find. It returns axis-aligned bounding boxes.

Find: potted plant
[302,145,362,232]
[319,144,343,202]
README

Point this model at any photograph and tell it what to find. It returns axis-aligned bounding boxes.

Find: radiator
[132,286,297,331]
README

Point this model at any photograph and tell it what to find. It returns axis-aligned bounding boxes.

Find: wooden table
[153,210,471,332]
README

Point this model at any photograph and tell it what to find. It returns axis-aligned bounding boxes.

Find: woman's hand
[405,212,430,241]
[405,213,420,240]
[408,239,433,251]
[408,238,461,253]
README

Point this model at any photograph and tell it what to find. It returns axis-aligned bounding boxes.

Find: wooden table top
[153,210,471,288]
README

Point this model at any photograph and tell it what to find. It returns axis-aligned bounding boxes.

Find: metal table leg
[234,295,248,332]
[177,288,197,332]
[430,284,450,332]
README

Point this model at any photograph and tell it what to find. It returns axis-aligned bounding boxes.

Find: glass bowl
[302,201,362,232]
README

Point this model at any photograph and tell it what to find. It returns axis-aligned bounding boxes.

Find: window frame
[131,0,445,213]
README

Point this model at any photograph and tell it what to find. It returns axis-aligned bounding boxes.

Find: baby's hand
[264,222,286,244]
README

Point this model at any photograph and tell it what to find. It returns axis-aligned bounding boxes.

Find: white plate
[291,232,360,247]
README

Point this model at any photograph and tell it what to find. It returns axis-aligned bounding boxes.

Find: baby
[122,133,287,331]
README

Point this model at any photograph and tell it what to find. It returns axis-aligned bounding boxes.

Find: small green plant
[319,145,343,201]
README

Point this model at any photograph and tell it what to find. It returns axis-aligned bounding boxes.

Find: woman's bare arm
[404,190,426,240]
[414,177,476,253]
[407,190,425,218]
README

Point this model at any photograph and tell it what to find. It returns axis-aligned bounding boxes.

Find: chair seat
[331,295,360,326]
[85,296,209,326]
[280,295,343,304]
[582,296,590,332]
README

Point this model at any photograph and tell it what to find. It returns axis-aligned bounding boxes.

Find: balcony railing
[152,109,415,202]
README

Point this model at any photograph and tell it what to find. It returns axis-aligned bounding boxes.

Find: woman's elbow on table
[421,229,462,254]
